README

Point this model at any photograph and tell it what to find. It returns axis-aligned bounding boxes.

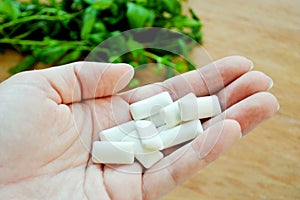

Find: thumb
[38,62,134,104]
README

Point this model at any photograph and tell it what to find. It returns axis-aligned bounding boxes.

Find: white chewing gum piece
[142,137,164,151]
[157,125,168,132]
[178,93,198,121]
[145,112,165,127]
[99,121,136,141]
[122,132,154,154]
[129,92,173,120]
[135,120,157,135]
[135,151,164,169]
[160,120,203,149]
[160,101,181,128]
[135,120,164,151]
[196,95,222,119]
[92,141,135,164]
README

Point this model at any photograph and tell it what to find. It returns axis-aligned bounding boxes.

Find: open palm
[0,56,278,200]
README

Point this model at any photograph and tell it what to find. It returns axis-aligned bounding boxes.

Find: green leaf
[84,0,113,10]
[109,55,122,63]
[174,60,187,73]
[0,0,203,75]
[127,38,143,51]
[129,61,139,68]
[81,6,98,39]
[93,21,106,32]
[92,0,113,10]
[105,32,128,56]
[128,78,140,88]
[83,0,93,4]
[126,2,153,28]
[8,56,37,74]
[37,46,70,64]
[172,16,201,29]
[162,0,181,14]
[87,32,106,44]
[130,49,147,65]
[0,0,20,20]
[58,50,83,65]
[187,61,196,71]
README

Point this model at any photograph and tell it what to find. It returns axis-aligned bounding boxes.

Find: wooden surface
[0,0,299,199]
[163,0,300,199]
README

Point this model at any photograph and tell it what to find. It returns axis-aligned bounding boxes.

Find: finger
[38,62,134,104]
[217,71,273,110]
[204,92,279,135]
[142,119,241,200]
[84,165,111,200]
[164,55,253,99]
[121,56,253,103]
[104,163,143,200]
[164,83,273,155]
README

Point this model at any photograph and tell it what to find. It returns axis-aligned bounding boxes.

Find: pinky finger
[142,119,241,200]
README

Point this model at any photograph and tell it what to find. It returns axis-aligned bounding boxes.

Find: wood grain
[0,0,299,199]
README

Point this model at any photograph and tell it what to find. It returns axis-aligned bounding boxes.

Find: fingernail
[240,132,243,139]
[249,60,254,71]
[268,78,274,90]
[277,103,280,111]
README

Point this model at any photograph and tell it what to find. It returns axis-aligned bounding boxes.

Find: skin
[0,56,279,199]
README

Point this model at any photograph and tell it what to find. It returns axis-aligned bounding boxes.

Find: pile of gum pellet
[92,92,221,168]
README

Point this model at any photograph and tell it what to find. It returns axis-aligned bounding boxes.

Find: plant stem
[0,38,93,52]
[144,51,176,68]
[0,38,83,46]
[0,12,80,30]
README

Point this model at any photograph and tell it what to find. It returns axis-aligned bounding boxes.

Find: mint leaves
[0,0,203,75]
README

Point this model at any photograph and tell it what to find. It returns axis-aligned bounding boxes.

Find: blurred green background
[0,0,203,79]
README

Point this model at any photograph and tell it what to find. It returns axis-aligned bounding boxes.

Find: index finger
[120,56,253,103]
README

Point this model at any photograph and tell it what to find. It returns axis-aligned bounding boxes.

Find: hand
[0,56,279,199]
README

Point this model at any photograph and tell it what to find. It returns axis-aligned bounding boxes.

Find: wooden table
[163,0,300,199]
[0,0,299,199]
